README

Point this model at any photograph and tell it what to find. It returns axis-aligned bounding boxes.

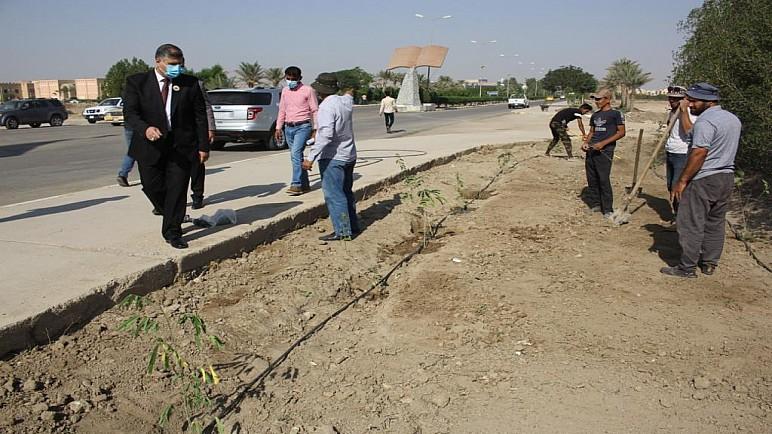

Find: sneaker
[286,186,303,196]
[699,263,716,275]
[660,266,697,278]
[116,176,129,187]
[589,206,601,213]
[603,212,614,220]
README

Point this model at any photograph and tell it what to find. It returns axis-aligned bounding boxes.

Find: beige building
[1,78,103,101]
[75,78,104,100]
[0,82,22,102]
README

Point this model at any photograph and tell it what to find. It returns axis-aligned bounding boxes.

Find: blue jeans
[284,123,312,189]
[666,152,688,213]
[118,128,135,177]
[319,159,359,237]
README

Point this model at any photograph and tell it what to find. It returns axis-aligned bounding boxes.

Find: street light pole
[470,39,496,98]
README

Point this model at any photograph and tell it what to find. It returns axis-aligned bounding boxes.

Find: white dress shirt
[154,69,172,130]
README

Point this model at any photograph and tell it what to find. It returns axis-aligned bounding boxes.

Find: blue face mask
[286,80,299,89]
[165,64,185,79]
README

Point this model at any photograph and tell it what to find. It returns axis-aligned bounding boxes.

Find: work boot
[116,176,129,187]
[286,186,303,196]
[660,266,697,278]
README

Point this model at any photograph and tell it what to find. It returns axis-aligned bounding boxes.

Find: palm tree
[376,70,394,90]
[236,61,266,88]
[266,67,284,87]
[603,58,652,111]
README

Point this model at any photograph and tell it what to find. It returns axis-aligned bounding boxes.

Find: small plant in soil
[395,156,447,243]
[117,294,226,433]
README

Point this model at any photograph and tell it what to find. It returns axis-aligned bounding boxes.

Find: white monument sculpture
[387,45,449,112]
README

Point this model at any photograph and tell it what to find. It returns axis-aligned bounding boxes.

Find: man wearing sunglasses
[581,88,626,219]
[663,85,697,219]
[661,83,741,278]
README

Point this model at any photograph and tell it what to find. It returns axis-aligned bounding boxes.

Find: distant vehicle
[507,94,529,109]
[545,96,555,101]
[82,98,122,123]
[103,108,124,126]
[207,87,285,150]
[0,98,68,129]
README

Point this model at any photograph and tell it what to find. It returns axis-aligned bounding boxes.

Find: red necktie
[161,78,170,106]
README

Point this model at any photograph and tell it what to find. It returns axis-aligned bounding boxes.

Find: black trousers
[384,112,395,128]
[585,148,614,213]
[137,145,194,240]
[190,161,205,200]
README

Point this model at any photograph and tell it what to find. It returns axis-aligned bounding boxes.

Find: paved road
[0,103,526,206]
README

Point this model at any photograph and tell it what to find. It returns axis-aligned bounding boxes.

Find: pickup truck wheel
[50,115,64,127]
[30,122,41,128]
[87,119,97,124]
[5,117,19,129]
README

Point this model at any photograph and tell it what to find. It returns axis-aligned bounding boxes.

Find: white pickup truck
[507,95,529,109]
[82,98,123,123]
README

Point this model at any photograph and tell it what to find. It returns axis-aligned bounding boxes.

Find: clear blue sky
[0,0,704,88]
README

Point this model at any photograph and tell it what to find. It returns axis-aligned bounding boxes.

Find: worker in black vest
[546,103,592,159]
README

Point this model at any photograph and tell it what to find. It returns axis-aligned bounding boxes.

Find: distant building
[0,82,22,102]
[636,88,669,96]
[0,78,103,101]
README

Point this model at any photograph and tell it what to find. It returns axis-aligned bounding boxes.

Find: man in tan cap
[581,88,626,219]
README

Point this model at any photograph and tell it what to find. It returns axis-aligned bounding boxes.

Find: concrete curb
[0,143,491,357]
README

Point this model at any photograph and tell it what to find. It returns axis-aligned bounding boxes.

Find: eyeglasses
[593,97,605,101]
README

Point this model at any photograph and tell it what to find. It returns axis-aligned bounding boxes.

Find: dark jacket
[123,70,209,164]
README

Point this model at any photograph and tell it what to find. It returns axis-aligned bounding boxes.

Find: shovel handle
[622,114,678,206]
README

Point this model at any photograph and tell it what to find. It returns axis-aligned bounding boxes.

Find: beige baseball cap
[590,88,613,99]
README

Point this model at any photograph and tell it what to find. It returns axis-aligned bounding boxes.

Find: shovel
[625,129,644,195]
[611,114,677,225]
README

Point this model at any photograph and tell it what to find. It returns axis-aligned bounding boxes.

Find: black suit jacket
[123,70,209,164]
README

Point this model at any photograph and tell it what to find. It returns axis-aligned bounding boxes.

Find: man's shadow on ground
[643,223,681,266]
[0,196,128,223]
[202,183,286,206]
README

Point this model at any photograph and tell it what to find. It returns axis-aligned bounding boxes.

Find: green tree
[265,67,284,86]
[103,57,152,98]
[236,61,266,87]
[602,58,652,111]
[193,64,234,89]
[541,65,597,96]
[334,67,373,95]
[673,0,771,173]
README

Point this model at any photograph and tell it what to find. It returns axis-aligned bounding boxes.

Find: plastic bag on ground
[192,209,237,228]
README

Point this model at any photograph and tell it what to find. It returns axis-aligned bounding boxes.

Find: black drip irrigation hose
[204,152,537,431]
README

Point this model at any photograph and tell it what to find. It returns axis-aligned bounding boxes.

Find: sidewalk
[0,108,551,356]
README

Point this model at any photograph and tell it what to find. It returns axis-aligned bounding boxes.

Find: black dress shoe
[192,198,204,210]
[152,208,163,216]
[660,266,697,278]
[165,237,189,249]
[699,263,716,275]
[116,176,129,187]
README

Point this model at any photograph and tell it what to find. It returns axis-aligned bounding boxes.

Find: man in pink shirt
[276,66,319,195]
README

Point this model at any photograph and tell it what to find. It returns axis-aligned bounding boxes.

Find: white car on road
[82,98,122,123]
[507,94,529,109]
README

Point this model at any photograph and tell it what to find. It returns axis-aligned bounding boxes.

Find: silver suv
[208,87,285,150]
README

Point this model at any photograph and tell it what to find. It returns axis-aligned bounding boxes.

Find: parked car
[0,98,68,129]
[82,98,122,123]
[207,87,284,150]
[103,108,124,126]
[507,94,530,109]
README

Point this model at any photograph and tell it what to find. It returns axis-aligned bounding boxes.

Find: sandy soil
[1,104,770,434]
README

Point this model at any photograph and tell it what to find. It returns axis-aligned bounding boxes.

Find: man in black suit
[123,43,209,249]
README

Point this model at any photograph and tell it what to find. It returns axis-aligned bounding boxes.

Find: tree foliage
[192,64,234,90]
[673,0,772,173]
[334,67,373,95]
[103,57,152,98]
[541,65,597,95]
[235,61,266,88]
[603,58,652,111]
[265,67,284,86]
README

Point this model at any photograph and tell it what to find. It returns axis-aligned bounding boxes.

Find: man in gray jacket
[661,83,741,278]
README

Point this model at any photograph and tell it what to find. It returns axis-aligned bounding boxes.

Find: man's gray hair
[155,43,183,60]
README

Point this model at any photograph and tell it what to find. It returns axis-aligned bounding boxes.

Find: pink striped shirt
[276,83,319,129]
